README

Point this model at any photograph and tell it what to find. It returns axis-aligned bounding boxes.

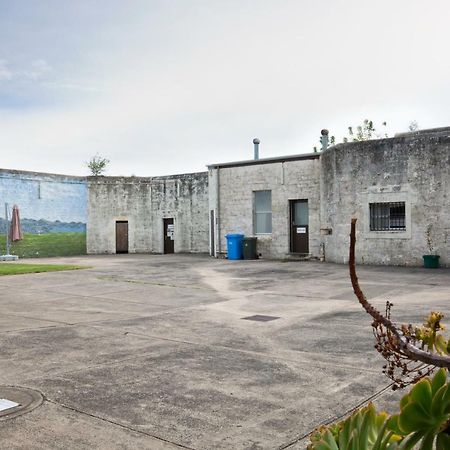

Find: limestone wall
[209,157,321,259]
[320,132,450,266]
[87,173,209,254]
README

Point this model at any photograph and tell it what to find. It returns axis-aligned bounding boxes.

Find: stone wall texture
[87,173,209,254]
[320,132,450,266]
[209,157,321,259]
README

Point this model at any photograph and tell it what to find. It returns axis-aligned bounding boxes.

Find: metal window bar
[370,202,405,231]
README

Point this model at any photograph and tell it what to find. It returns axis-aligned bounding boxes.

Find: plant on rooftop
[408,121,419,132]
[86,153,110,176]
[343,120,388,143]
[308,219,450,449]
[314,120,388,152]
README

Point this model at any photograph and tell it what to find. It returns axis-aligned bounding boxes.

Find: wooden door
[115,221,129,254]
[163,218,174,254]
[290,200,309,254]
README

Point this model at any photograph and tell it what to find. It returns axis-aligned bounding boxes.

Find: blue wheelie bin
[225,234,244,260]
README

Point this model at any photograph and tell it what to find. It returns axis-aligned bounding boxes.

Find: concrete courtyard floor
[0,255,449,449]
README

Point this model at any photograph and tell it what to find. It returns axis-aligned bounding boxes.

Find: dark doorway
[163,218,174,254]
[115,221,129,254]
[290,200,309,254]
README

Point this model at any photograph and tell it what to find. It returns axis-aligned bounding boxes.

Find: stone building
[208,154,321,259]
[320,128,450,266]
[87,173,209,254]
[5,126,446,267]
[208,127,450,267]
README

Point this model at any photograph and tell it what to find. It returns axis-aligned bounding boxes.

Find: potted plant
[423,224,440,268]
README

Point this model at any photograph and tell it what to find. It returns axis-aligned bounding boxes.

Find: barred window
[369,202,406,231]
[254,190,272,234]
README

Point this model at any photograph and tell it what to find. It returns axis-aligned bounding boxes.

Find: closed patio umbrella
[9,204,23,242]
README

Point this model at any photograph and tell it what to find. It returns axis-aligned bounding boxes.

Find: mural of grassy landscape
[0,232,86,258]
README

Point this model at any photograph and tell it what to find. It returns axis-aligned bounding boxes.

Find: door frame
[115,220,129,254]
[163,218,175,254]
[289,199,309,254]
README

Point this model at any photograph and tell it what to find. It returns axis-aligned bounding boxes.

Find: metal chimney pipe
[253,138,260,160]
[321,129,329,151]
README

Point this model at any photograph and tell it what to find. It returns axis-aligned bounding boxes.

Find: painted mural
[0,169,87,257]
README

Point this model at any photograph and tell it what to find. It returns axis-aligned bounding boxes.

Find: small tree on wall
[86,154,110,176]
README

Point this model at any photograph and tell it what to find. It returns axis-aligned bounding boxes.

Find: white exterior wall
[209,158,321,259]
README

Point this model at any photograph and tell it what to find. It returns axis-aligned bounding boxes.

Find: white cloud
[24,59,52,80]
[0,58,52,82]
[1,1,450,176]
[0,59,13,81]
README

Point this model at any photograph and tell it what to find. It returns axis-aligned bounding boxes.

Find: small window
[370,202,406,231]
[254,190,272,234]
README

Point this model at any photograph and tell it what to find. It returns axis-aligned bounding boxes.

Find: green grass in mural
[0,232,86,258]
[0,263,85,276]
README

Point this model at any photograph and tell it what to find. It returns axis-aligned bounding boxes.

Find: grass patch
[0,263,86,276]
[0,232,86,258]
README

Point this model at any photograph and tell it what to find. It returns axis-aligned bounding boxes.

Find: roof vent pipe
[321,129,329,152]
[253,138,260,160]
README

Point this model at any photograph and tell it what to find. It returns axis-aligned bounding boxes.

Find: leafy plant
[408,121,419,132]
[308,220,450,449]
[343,120,388,143]
[86,154,110,176]
[309,369,450,449]
[308,403,401,449]
[426,225,436,255]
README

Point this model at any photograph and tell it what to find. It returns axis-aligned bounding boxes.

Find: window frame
[369,202,406,232]
[253,190,272,235]
[363,192,411,240]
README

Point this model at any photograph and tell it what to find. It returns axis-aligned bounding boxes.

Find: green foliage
[86,153,110,176]
[314,120,388,152]
[343,120,388,143]
[408,121,419,132]
[0,232,86,258]
[309,369,450,449]
[308,403,401,449]
[426,224,436,255]
[0,263,85,276]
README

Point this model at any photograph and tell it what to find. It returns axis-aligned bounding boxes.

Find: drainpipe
[216,167,221,257]
[253,138,260,160]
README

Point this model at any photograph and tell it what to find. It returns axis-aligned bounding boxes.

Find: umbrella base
[0,255,19,261]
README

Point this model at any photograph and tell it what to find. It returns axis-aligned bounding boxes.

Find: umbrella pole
[5,202,10,256]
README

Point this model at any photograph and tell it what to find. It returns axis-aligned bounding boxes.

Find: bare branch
[349,218,450,369]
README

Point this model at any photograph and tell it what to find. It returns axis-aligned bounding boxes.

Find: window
[254,190,272,234]
[369,202,406,231]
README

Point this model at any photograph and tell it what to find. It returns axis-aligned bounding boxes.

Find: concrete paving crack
[277,382,394,449]
[1,312,72,326]
[45,397,196,450]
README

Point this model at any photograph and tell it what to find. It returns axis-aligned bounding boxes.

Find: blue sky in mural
[1,0,450,176]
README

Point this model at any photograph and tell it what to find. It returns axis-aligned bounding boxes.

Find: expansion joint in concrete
[45,397,195,450]
[277,381,394,449]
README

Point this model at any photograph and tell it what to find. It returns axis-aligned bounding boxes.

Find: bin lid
[225,233,244,238]
[243,236,257,241]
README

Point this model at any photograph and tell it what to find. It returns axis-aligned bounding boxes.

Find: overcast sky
[1,0,449,176]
